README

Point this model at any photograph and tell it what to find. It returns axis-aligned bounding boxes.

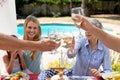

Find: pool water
[17,23,83,37]
[17,23,116,37]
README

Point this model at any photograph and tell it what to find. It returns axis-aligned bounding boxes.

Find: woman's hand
[89,67,102,78]
[64,36,75,49]
[73,15,95,32]
[65,36,75,58]
[10,50,18,61]
[17,50,27,69]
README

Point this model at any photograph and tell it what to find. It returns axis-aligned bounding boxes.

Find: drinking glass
[71,7,82,25]
[71,7,83,38]
[48,28,61,54]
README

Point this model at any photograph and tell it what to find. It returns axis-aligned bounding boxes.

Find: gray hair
[89,19,103,29]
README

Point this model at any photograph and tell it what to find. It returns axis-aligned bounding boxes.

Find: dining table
[46,75,104,80]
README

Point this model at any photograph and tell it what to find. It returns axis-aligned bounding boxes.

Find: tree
[81,0,90,17]
[70,0,72,10]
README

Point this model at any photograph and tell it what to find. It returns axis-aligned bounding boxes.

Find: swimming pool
[17,23,116,37]
[17,23,83,36]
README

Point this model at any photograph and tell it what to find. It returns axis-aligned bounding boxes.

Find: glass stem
[79,28,82,38]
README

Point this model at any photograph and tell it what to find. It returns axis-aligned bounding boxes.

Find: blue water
[17,23,115,37]
[17,23,82,36]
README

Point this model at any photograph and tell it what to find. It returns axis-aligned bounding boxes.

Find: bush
[112,62,120,72]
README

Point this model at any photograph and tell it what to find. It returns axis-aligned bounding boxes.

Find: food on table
[106,73,120,80]
[52,67,65,73]
[46,67,67,80]
[4,71,28,80]
[15,71,26,77]
[9,76,20,80]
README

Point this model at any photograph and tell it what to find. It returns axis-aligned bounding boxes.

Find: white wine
[63,36,72,43]
[71,7,82,25]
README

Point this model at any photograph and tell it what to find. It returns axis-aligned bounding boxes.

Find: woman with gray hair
[66,19,112,78]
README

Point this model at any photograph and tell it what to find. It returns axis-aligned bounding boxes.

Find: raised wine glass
[71,7,83,38]
[71,7,82,25]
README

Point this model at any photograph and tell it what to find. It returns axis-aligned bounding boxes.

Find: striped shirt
[67,37,112,76]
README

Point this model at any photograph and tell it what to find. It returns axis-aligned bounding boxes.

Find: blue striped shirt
[67,37,112,76]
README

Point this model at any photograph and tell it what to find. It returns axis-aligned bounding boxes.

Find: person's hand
[89,67,102,78]
[38,40,61,51]
[64,36,75,49]
[10,50,18,61]
[17,50,27,69]
[65,36,75,57]
[73,15,94,31]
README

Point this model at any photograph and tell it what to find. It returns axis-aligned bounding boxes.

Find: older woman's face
[25,21,39,40]
[85,31,96,40]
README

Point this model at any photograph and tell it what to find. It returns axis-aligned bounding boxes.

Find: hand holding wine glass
[65,36,75,55]
[63,36,75,49]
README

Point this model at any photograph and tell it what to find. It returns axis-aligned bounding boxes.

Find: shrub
[112,62,120,72]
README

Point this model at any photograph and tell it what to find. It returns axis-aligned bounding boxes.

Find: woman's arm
[18,50,27,70]
[89,26,120,53]
[0,33,60,51]
[3,55,14,74]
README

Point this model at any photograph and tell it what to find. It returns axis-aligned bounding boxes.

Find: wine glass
[71,7,82,25]
[71,7,83,38]
[48,28,61,54]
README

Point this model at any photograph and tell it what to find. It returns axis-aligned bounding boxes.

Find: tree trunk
[70,0,72,9]
[81,0,90,17]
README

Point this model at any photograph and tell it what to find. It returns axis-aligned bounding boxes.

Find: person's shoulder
[100,41,110,52]
[76,36,86,41]
[100,42,109,49]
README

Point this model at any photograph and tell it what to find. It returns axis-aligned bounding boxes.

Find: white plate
[51,75,69,80]
[69,76,96,80]
[102,72,118,79]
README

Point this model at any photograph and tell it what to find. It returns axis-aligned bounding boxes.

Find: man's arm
[0,33,60,51]
[74,15,120,53]
[89,26,120,53]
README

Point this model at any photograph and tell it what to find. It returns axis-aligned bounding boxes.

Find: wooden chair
[110,49,120,64]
